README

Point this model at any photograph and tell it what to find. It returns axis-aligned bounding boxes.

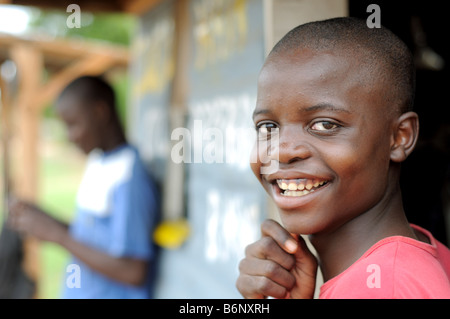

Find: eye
[255,122,279,139]
[310,121,339,132]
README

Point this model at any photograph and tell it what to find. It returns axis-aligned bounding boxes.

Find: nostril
[287,156,305,164]
[277,140,312,164]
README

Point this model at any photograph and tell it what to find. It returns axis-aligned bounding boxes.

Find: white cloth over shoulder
[76,148,135,216]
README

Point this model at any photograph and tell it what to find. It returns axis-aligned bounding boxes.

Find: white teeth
[277,181,289,190]
[276,178,328,197]
[283,190,310,197]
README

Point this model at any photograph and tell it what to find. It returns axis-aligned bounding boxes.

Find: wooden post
[0,72,11,217]
[10,44,44,284]
[162,0,190,221]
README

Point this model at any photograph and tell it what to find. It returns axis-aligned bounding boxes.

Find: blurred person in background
[8,75,160,299]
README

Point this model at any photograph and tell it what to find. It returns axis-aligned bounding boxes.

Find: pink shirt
[319,224,450,299]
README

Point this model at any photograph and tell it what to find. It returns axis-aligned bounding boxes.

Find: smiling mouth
[275,178,328,197]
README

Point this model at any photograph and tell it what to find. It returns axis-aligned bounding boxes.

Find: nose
[276,125,312,164]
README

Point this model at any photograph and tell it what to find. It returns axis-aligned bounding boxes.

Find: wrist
[54,225,70,247]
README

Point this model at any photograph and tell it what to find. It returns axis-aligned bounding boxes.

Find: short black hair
[58,75,117,114]
[269,17,415,114]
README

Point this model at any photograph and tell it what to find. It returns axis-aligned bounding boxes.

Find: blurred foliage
[28,8,136,45]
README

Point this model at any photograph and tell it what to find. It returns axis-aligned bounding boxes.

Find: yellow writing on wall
[193,0,248,70]
[133,13,175,96]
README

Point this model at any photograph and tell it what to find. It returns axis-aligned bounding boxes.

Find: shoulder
[107,145,151,183]
[121,145,151,177]
[113,145,159,199]
[319,236,450,299]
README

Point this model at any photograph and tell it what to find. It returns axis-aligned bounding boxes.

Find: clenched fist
[236,219,318,299]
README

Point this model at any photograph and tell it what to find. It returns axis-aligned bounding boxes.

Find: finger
[294,235,318,266]
[239,257,296,290]
[236,274,289,299]
[245,236,296,271]
[261,219,298,254]
[287,236,318,299]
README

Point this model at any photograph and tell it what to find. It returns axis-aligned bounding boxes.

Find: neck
[101,124,127,152]
[309,184,416,282]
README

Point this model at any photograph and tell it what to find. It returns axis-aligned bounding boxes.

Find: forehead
[56,94,91,117]
[256,48,386,117]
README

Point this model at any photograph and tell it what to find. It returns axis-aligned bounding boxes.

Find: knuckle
[256,276,273,294]
[260,219,275,234]
[245,237,275,258]
[244,242,257,256]
[281,254,296,270]
[261,219,291,245]
[235,276,244,292]
[263,260,279,277]
[259,236,274,250]
[238,258,248,272]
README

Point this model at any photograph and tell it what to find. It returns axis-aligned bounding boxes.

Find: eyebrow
[252,109,271,120]
[303,102,352,114]
[252,102,352,120]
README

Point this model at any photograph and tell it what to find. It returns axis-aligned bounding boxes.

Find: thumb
[287,234,318,299]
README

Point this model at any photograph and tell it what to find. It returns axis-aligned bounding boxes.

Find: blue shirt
[62,144,159,299]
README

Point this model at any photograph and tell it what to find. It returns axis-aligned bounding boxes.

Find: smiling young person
[236,17,450,299]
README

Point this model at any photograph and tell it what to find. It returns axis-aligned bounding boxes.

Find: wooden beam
[0,34,129,68]
[0,34,130,110]
[8,0,167,13]
[36,53,118,110]
[119,0,164,14]
[8,0,123,12]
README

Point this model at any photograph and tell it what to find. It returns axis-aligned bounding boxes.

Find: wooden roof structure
[0,33,130,111]
[0,0,163,14]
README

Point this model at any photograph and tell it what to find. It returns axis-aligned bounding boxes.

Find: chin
[276,210,322,235]
[276,207,326,232]
[77,144,94,155]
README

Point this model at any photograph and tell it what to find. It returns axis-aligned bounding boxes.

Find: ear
[93,101,111,124]
[390,111,419,163]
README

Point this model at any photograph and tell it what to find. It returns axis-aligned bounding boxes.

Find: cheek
[328,133,391,205]
[67,126,81,142]
[75,126,89,142]
[250,142,262,181]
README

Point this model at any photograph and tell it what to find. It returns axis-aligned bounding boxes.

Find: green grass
[36,123,85,298]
